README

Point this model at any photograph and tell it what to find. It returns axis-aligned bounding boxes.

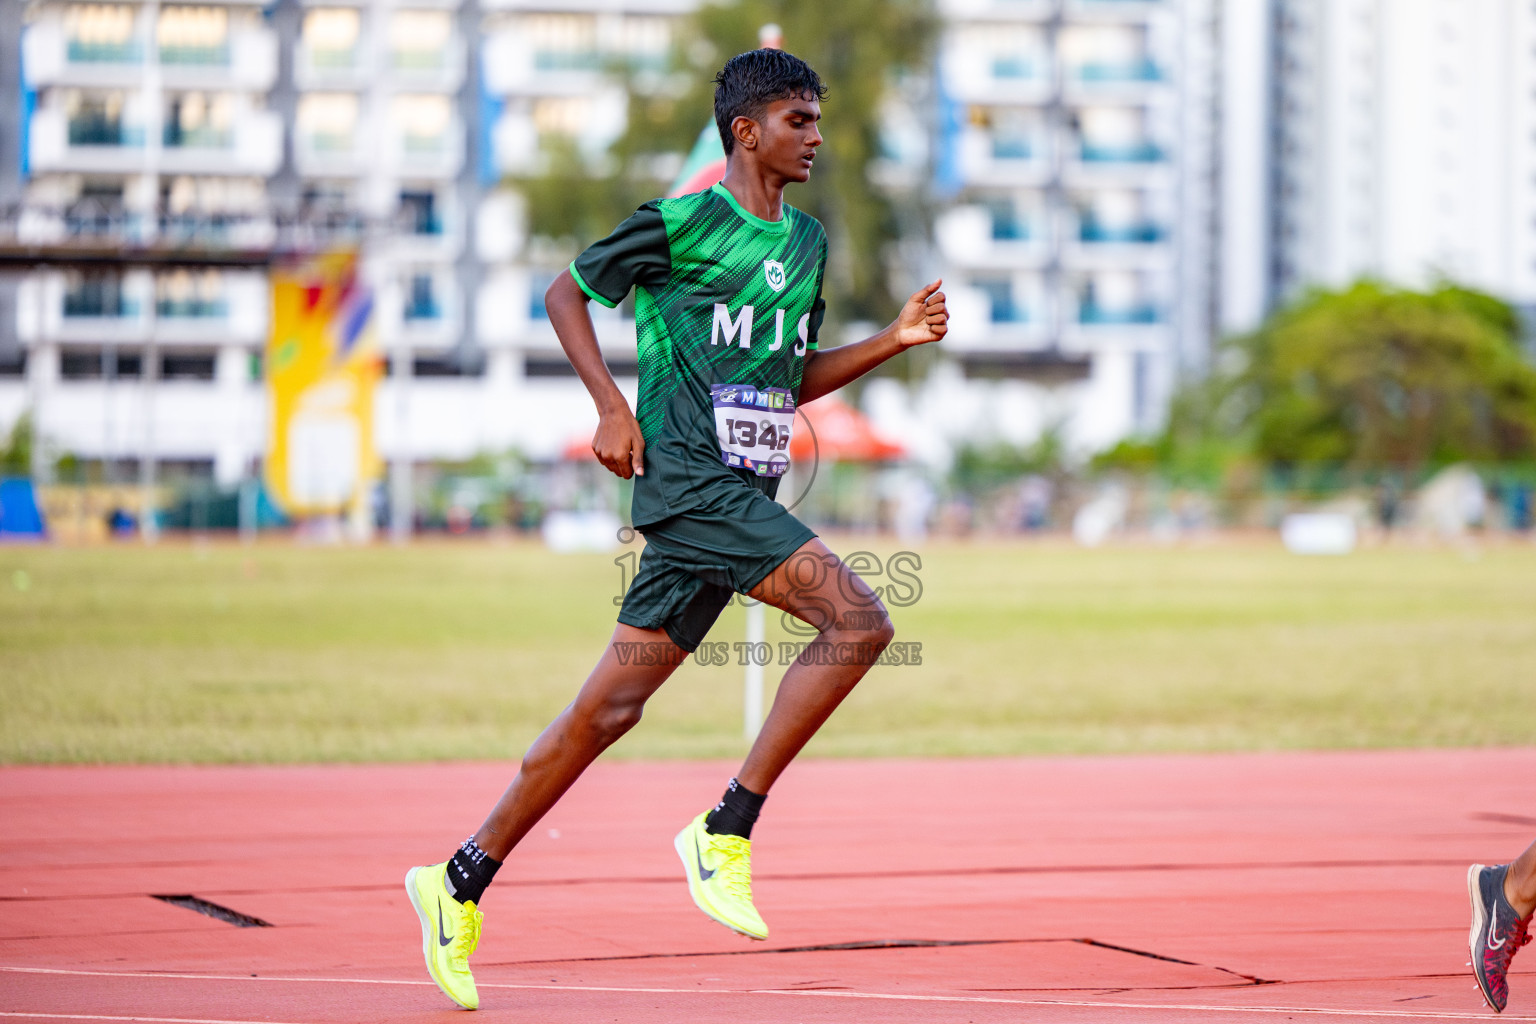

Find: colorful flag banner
[263,252,382,517]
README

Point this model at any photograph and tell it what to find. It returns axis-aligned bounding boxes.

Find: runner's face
[755,95,822,183]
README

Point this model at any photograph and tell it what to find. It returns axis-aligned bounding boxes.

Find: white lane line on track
[0,1015,311,1024]
[2,966,1529,1021]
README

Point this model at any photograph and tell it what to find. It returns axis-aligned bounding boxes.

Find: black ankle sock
[445,836,502,905]
[704,778,766,840]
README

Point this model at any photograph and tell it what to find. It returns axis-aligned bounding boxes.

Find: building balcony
[388,36,467,93]
[23,271,266,347]
[937,0,1053,18]
[22,23,142,88]
[1065,140,1172,186]
[1072,58,1163,83]
[482,33,665,96]
[160,110,282,175]
[1065,0,1165,21]
[294,129,365,176]
[1080,140,1164,162]
[936,205,1048,269]
[23,21,277,90]
[480,0,696,11]
[66,39,142,65]
[55,280,149,342]
[483,37,604,96]
[67,118,146,148]
[29,109,145,174]
[385,201,464,261]
[940,49,1052,104]
[375,266,465,350]
[156,298,229,319]
[391,116,466,179]
[29,107,280,176]
[1077,302,1163,325]
[1079,219,1165,243]
[294,43,369,90]
[1063,60,1168,104]
[161,29,278,90]
[938,285,1049,353]
[953,129,1051,188]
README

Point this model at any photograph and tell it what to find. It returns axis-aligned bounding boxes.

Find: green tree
[514,1,935,336]
[1101,281,1536,478]
[0,413,33,477]
[1237,281,1536,468]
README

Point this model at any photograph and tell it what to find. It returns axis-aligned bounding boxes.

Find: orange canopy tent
[562,433,599,461]
[789,396,906,463]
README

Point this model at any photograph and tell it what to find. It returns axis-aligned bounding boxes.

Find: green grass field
[2,537,1534,763]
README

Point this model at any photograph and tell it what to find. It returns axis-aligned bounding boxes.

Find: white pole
[743,600,765,739]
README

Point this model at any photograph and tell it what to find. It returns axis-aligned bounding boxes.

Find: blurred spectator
[1509,483,1532,532]
[1376,477,1401,531]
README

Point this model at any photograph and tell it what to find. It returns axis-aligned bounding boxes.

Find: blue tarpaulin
[0,479,47,540]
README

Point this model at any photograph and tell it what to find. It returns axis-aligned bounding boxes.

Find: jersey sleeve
[805,237,828,351]
[569,202,670,309]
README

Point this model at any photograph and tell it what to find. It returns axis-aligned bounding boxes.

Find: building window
[399,191,441,236]
[156,269,227,318]
[975,277,1021,323]
[63,270,134,318]
[60,347,143,380]
[160,352,217,381]
[64,4,140,64]
[303,8,361,70]
[157,6,230,66]
[393,95,451,154]
[297,93,359,154]
[404,273,441,321]
[163,92,233,149]
[523,13,599,71]
[65,91,141,146]
[389,9,451,71]
[525,356,635,378]
[384,354,484,378]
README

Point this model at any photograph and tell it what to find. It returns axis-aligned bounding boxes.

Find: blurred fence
[10,454,1534,545]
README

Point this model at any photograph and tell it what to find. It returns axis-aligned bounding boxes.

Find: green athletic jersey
[570,182,828,527]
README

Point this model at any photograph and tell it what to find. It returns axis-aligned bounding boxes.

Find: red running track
[2,749,1534,1023]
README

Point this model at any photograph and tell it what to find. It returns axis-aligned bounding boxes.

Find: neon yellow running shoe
[674,811,768,940]
[405,862,483,1009]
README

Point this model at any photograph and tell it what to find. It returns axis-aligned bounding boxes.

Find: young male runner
[404,48,948,1010]
[1469,839,1535,1012]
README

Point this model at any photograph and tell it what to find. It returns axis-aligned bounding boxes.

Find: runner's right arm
[546,271,646,479]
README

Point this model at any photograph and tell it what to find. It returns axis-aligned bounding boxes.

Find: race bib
[713,383,795,477]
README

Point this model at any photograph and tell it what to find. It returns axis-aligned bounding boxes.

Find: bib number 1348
[712,383,795,478]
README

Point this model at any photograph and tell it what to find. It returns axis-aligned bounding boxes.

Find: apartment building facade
[1,0,1218,490]
[1219,0,1536,332]
[924,0,1215,455]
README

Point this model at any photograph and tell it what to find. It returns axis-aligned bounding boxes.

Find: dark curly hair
[713,49,827,156]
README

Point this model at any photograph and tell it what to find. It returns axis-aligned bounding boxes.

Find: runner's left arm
[798,280,946,404]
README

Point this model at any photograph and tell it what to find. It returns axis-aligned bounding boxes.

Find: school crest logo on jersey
[763,259,786,293]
